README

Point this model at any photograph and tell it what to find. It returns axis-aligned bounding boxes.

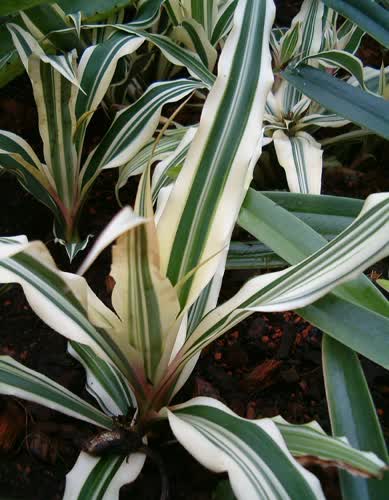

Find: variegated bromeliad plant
[0,0,389,498]
[0,0,207,257]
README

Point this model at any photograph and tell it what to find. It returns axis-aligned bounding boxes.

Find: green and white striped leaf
[81,78,204,189]
[110,169,180,381]
[167,397,325,499]
[238,190,389,369]
[77,206,145,276]
[20,3,82,52]
[77,202,180,382]
[28,52,79,215]
[291,0,324,58]
[67,11,82,38]
[179,193,389,371]
[0,130,62,219]
[299,49,368,90]
[211,0,238,46]
[320,0,389,48]
[296,112,349,130]
[165,0,217,38]
[157,0,275,309]
[151,126,196,202]
[69,341,137,416]
[280,21,301,65]
[130,29,215,86]
[273,130,323,194]
[111,221,181,382]
[84,23,216,87]
[274,417,387,478]
[282,0,324,113]
[64,451,146,500]
[283,64,389,140]
[323,336,389,499]
[116,127,190,204]
[127,0,164,29]
[0,238,137,382]
[173,19,217,70]
[0,356,112,429]
[75,32,144,152]
[348,64,389,96]
[7,23,81,87]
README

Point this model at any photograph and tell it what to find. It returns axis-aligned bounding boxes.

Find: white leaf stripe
[211,0,238,45]
[152,143,189,201]
[180,194,389,366]
[29,54,78,211]
[81,79,204,187]
[129,0,164,28]
[69,342,136,416]
[69,455,125,500]
[299,49,368,90]
[116,127,189,201]
[274,419,386,476]
[0,130,41,171]
[169,403,322,499]
[273,130,323,194]
[151,128,196,201]
[158,0,275,308]
[101,24,216,87]
[64,451,146,500]
[111,222,180,381]
[191,0,217,38]
[186,279,213,335]
[283,0,324,113]
[0,151,61,218]
[0,130,62,217]
[0,356,112,429]
[0,252,135,380]
[297,112,349,128]
[75,32,143,152]
[178,20,214,68]
[6,23,41,71]
[7,23,81,88]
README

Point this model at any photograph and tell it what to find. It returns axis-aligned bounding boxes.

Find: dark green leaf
[320,0,389,48]
[282,65,389,139]
[0,0,54,16]
[323,336,389,499]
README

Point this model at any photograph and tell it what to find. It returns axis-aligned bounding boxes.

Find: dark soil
[0,8,388,499]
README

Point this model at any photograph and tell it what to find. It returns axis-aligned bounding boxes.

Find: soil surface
[0,5,389,498]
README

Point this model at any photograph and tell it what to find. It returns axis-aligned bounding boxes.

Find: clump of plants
[0,0,388,498]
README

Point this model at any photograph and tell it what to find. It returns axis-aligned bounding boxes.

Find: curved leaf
[323,336,389,499]
[273,130,323,194]
[81,79,204,188]
[168,397,324,499]
[0,356,112,429]
[157,0,275,309]
[320,0,389,48]
[274,416,386,479]
[282,65,389,139]
[64,451,146,500]
[69,342,136,416]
